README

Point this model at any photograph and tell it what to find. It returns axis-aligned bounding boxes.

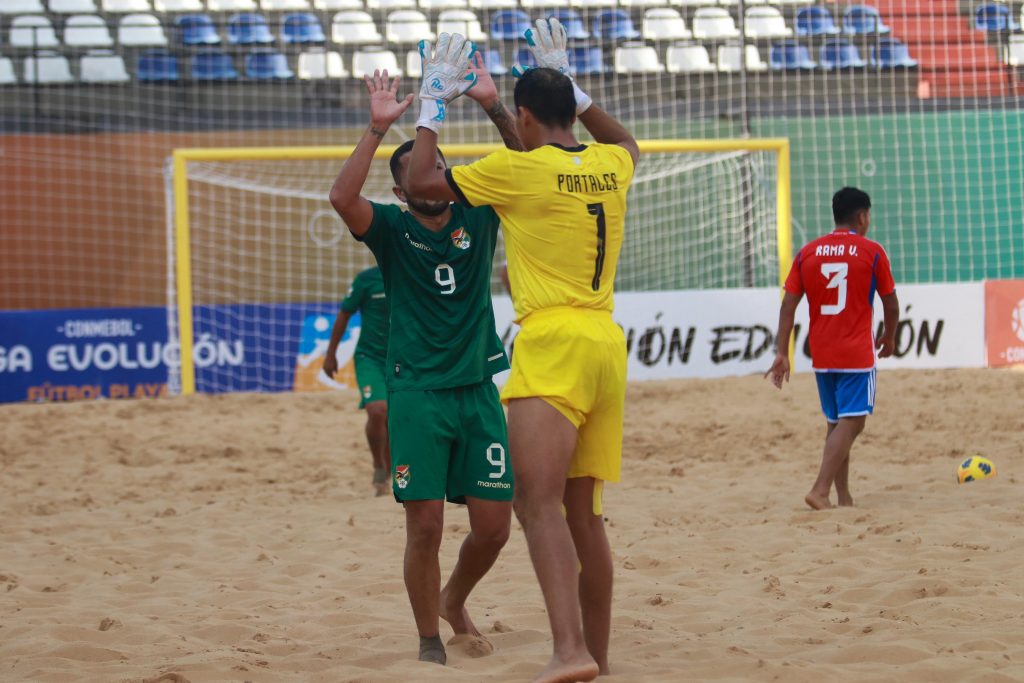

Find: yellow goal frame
[171,138,791,395]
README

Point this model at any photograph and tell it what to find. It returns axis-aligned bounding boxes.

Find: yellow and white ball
[956,456,996,484]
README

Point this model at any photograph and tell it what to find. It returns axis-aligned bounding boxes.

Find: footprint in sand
[447,634,494,658]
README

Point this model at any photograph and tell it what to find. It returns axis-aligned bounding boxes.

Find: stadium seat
[405,49,421,76]
[176,14,221,44]
[717,0,766,5]
[314,0,362,8]
[80,49,130,82]
[1,0,45,12]
[691,7,739,40]
[245,50,294,77]
[420,0,468,9]
[102,0,152,10]
[331,10,382,43]
[870,37,916,68]
[774,0,814,4]
[49,0,98,12]
[665,43,714,72]
[568,45,605,73]
[514,47,537,69]
[521,0,570,8]
[618,0,663,8]
[642,8,690,41]
[297,49,347,77]
[191,49,239,79]
[437,9,487,42]
[351,46,400,77]
[614,42,662,73]
[137,48,179,79]
[228,13,274,44]
[469,0,517,10]
[261,0,311,8]
[670,0,712,5]
[975,4,1018,31]
[592,10,640,40]
[1004,34,1024,65]
[483,48,506,74]
[795,7,839,36]
[154,0,204,10]
[119,14,168,46]
[717,43,766,71]
[64,14,114,47]
[769,39,815,69]
[282,13,325,43]
[0,57,17,84]
[550,9,588,38]
[208,0,257,10]
[570,0,616,9]
[744,6,791,38]
[386,10,433,43]
[842,5,889,35]
[491,10,530,40]
[819,38,865,68]
[10,16,60,48]
[23,50,74,82]
[367,0,415,9]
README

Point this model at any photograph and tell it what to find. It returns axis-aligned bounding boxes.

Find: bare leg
[440,497,511,638]
[404,499,446,663]
[564,477,612,675]
[365,401,390,495]
[806,416,865,510]
[509,398,599,683]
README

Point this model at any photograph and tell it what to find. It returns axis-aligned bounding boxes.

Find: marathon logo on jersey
[395,464,411,489]
[404,232,433,253]
[451,227,471,250]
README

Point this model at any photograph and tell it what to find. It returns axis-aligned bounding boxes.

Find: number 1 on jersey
[587,203,607,291]
[820,262,848,315]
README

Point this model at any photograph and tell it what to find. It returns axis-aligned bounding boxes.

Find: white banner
[492,282,985,382]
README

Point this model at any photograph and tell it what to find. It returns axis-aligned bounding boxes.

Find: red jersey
[784,230,896,370]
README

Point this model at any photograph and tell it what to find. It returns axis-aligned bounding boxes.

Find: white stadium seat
[717,43,767,71]
[386,10,433,43]
[665,43,714,72]
[314,0,363,8]
[468,0,516,9]
[23,51,74,83]
[351,46,399,77]
[0,57,17,84]
[119,13,168,46]
[1,0,45,13]
[405,49,420,76]
[618,0,663,7]
[80,50,130,82]
[332,10,382,43]
[437,9,486,42]
[154,0,204,10]
[298,49,347,78]
[49,0,99,13]
[1005,34,1024,65]
[366,0,415,9]
[613,42,662,73]
[692,7,739,39]
[10,16,60,48]
[64,14,113,47]
[520,0,570,8]
[744,6,792,39]
[642,8,690,41]
[570,0,615,8]
[102,0,152,11]
[668,0,709,7]
[207,0,257,9]
[261,0,311,9]
[420,0,466,9]
[718,0,767,5]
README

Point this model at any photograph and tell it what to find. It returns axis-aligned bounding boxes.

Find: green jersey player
[328,62,523,666]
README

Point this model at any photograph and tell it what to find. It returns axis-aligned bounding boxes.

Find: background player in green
[328,62,523,666]
[323,266,390,496]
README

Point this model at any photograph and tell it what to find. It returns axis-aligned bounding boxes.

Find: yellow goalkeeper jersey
[447,142,635,322]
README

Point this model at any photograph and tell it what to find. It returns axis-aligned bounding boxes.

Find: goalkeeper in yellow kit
[407,19,638,683]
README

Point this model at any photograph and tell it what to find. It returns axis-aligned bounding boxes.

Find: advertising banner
[984,279,1024,367]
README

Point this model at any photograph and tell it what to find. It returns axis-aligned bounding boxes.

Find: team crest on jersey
[362,385,373,399]
[395,465,411,489]
[451,227,471,250]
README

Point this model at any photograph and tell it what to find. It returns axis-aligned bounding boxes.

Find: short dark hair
[389,140,446,185]
[513,67,575,129]
[832,187,871,225]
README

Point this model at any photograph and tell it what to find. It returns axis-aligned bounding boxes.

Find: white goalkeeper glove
[512,17,592,116]
[416,32,478,133]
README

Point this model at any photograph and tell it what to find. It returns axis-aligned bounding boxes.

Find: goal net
[166,139,789,395]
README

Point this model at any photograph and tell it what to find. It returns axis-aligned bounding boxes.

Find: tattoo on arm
[486,101,525,152]
[369,127,387,138]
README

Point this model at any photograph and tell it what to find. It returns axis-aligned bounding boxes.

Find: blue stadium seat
[483,49,507,75]
[795,6,840,36]
[245,50,295,78]
[975,4,1019,31]
[228,13,275,44]
[569,46,605,74]
[490,10,530,40]
[592,10,640,40]
[176,14,221,45]
[819,38,865,69]
[550,9,589,39]
[770,40,816,69]
[282,12,325,43]
[137,49,180,80]
[870,37,917,68]
[191,50,239,79]
[515,47,537,68]
[843,5,889,35]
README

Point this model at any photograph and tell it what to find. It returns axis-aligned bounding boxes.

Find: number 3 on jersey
[435,263,456,295]
[820,262,848,315]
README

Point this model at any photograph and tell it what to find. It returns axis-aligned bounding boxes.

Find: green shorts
[389,381,512,504]
[354,354,387,408]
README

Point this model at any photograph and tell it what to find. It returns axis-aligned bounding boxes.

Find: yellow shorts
[501,306,627,487]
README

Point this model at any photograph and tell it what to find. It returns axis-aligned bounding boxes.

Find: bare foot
[837,491,854,507]
[374,483,388,497]
[804,491,834,510]
[533,652,599,683]
[418,635,446,665]
[439,586,481,637]
[447,633,494,658]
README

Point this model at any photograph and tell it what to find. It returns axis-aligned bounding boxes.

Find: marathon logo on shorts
[451,227,471,250]
[395,465,411,489]
[476,480,511,489]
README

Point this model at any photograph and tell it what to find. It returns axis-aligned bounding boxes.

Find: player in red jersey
[766,187,900,510]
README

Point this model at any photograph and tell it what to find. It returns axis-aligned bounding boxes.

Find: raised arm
[765,291,802,389]
[578,105,639,168]
[328,70,413,236]
[466,52,524,152]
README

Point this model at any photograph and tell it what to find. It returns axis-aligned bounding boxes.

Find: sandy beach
[1,368,1022,683]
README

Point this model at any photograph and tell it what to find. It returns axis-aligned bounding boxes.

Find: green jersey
[340,266,388,360]
[359,202,509,391]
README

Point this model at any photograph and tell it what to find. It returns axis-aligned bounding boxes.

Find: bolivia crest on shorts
[362,385,372,399]
[451,227,470,250]
[395,465,411,489]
